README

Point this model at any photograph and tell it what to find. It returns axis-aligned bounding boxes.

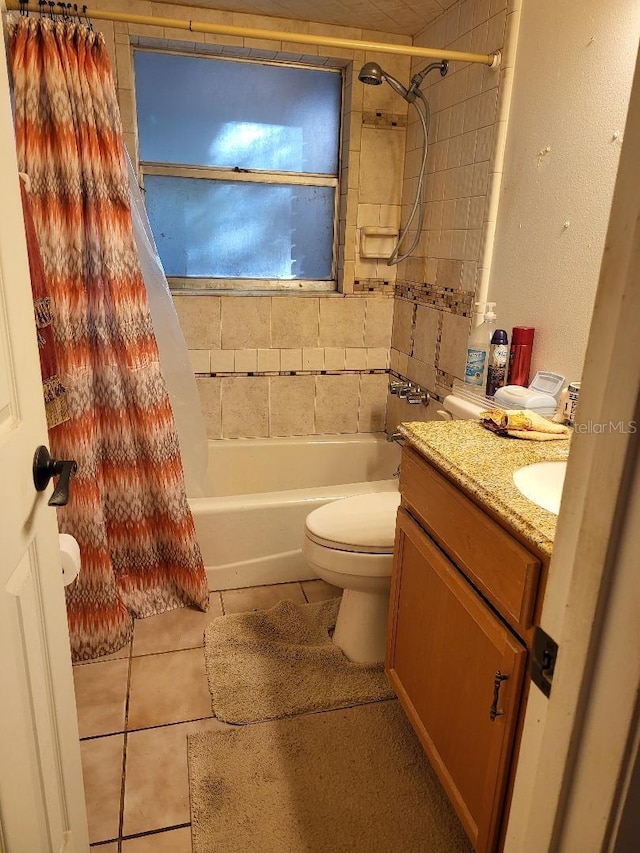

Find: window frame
[133,47,344,293]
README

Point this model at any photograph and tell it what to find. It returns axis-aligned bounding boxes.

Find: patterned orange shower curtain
[8,15,209,660]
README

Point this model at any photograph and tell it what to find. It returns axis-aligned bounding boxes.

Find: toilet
[302,386,487,663]
[303,491,401,663]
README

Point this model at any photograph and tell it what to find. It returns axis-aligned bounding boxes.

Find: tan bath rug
[203,597,395,724]
[188,699,472,853]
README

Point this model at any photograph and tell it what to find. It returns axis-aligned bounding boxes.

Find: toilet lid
[305,491,401,554]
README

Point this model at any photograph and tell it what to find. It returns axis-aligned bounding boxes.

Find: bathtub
[190,433,401,590]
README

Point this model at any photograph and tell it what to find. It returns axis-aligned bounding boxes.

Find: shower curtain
[8,15,209,660]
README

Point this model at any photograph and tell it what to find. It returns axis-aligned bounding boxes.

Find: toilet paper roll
[59,533,81,587]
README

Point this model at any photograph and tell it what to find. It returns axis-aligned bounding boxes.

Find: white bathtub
[190,433,401,590]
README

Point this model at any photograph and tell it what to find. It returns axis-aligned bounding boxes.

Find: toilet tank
[441,386,490,420]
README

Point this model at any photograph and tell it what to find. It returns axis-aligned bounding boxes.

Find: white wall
[488,0,640,384]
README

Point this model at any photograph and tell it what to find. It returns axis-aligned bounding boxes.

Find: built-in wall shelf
[360,227,398,259]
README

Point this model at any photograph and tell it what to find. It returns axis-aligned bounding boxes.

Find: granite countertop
[399,420,571,557]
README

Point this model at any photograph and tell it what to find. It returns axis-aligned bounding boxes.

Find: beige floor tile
[122,719,230,837]
[122,826,192,852]
[74,659,129,739]
[128,648,213,730]
[301,579,343,603]
[91,845,118,852]
[132,593,223,656]
[221,582,306,615]
[80,734,124,844]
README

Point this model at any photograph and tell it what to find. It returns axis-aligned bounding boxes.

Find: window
[133,50,343,290]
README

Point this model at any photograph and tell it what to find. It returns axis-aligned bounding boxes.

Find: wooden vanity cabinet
[387,447,545,852]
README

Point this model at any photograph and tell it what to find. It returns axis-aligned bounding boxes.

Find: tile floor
[75,580,340,851]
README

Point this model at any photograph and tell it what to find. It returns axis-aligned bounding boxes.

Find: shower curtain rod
[4,0,499,67]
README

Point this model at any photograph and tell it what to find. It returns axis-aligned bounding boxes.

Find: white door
[0,21,89,853]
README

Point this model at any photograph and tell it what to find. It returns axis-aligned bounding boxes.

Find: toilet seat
[303,536,394,578]
[303,491,401,578]
[304,491,401,553]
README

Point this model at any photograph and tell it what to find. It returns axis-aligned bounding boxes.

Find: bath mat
[203,597,395,723]
[188,699,472,853]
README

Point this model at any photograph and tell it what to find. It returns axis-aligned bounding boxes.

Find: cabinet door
[387,509,527,852]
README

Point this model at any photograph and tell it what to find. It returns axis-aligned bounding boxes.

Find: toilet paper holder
[33,446,78,507]
[59,533,81,587]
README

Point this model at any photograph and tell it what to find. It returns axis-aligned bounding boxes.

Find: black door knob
[33,446,78,507]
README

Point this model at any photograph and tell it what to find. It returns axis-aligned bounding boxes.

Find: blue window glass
[144,175,335,280]
[134,51,341,174]
[134,51,341,283]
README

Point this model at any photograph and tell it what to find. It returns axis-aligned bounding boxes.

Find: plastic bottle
[486,329,509,396]
[507,326,535,386]
[464,302,497,388]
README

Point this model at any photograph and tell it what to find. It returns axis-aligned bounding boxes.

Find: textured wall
[488,0,640,384]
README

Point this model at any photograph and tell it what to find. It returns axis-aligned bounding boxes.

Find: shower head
[357,58,448,266]
[358,61,384,86]
[358,59,448,103]
[358,61,410,100]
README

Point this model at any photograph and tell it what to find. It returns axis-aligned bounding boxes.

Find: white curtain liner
[127,152,208,498]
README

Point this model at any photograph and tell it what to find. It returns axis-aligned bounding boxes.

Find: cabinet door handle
[489,670,509,721]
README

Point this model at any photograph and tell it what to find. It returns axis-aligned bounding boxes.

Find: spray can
[486,329,509,396]
[464,302,497,388]
[507,326,535,386]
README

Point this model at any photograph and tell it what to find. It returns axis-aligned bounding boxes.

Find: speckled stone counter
[399,420,571,557]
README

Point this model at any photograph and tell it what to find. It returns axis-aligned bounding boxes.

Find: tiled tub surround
[385,0,519,429]
[174,294,394,437]
[386,292,472,433]
[397,0,514,293]
[96,0,517,439]
[93,0,423,439]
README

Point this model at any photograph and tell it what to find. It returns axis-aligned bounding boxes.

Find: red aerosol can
[507,327,535,386]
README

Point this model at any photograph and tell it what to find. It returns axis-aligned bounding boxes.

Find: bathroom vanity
[387,421,569,853]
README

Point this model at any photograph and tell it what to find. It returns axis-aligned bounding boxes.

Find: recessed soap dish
[360,227,398,259]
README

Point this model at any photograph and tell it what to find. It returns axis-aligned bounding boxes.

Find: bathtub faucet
[389,379,409,397]
[407,386,430,406]
[389,379,430,407]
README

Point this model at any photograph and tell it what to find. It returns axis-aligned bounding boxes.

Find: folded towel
[480,408,570,441]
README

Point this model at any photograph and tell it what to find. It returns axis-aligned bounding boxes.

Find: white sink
[512,461,567,515]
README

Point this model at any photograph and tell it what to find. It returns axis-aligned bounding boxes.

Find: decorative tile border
[394,280,474,317]
[203,368,389,378]
[362,111,407,129]
[434,311,443,372]
[353,279,396,294]
[435,369,456,392]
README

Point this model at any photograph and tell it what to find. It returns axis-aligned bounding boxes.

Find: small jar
[563,382,581,425]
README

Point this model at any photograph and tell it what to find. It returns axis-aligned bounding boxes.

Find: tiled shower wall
[94,0,414,437]
[387,0,518,430]
[174,294,393,437]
